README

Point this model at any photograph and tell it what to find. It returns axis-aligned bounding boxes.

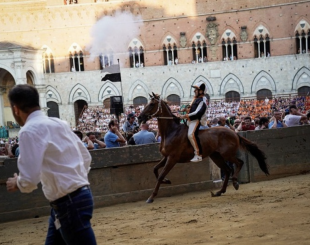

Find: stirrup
[190,155,202,162]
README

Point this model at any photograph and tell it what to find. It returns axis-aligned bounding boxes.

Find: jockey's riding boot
[190,154,202,162]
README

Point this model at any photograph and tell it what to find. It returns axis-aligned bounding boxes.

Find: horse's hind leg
[209,152,232,197]
[227,156,244,191]
[154,157,171,184]
[147,158,177,203]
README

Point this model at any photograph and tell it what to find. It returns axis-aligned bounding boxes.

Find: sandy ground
[0,174,310,245]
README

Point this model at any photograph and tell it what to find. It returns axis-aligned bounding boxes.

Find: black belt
[50,185,89,210]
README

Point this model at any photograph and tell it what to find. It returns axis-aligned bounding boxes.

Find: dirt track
[1,174,310,245]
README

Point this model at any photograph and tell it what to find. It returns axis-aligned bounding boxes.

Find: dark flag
[101,64,121,82]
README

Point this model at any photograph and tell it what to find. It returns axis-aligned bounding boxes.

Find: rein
[150,98,180,120]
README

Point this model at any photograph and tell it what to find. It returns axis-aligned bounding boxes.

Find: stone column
[231,44,234,59]
[0,88,5,126]
[14,61,27,85]
[35,84,48,115]
[72,56,76,71]
[225,44,228,60]
[133,54,136,68]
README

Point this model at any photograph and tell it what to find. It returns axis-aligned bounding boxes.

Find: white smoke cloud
[87,11,143,62]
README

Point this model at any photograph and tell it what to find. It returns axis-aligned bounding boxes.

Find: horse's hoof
[162,178,171,184]
[210,191,222,197]
[233,182,239,190]
[146,198,154,203]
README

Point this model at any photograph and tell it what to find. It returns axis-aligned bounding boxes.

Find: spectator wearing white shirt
[6,84,96,245]
[283,105,307,127]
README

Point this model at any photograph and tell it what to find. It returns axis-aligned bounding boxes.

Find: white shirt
[283,114,301,127]
[17,110,91,202]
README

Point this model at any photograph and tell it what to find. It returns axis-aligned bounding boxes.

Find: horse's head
[138,92,161,124]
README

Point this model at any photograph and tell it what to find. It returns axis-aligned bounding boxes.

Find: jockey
[179,81,207,162]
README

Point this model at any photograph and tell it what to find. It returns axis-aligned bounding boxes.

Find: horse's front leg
[147,158,177,203]
[154,157,171,184]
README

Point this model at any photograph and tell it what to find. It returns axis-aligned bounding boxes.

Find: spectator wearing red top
[236,116,255,132]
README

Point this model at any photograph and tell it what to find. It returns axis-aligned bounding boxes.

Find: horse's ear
[149,93,153,98]
[152,92,156,97]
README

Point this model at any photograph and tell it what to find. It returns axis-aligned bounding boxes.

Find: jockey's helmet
[191,81,207,94]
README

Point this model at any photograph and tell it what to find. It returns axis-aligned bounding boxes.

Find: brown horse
[138,93,269,203]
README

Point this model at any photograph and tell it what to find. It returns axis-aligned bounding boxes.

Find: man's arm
[83,136,94,150]
[113,126,126,143]
[269,117,277,129]
[236,121,243,132]
[94,139,106,148]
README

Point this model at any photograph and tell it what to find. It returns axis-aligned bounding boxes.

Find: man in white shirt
[6,85,97,245]
[283,105,307,127]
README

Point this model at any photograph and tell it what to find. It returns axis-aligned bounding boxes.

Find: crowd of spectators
[2,95,309,157]
[73,95,310,135]
[0,136,19,158]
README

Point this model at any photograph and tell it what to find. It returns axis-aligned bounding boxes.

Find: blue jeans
[45,187,97,245]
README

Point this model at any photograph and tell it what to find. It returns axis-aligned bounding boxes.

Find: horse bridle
[149,97,178,120]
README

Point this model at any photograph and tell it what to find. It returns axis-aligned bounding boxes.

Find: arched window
[128,39,145,68]
[225,91,240,102]
[167,94,180,105]
[298,86,310,96]
[163,43,176,66]
[221,30,238,61]
[133,96,147,106]
[74,100,88,125]
[191,33,207,63]
[162,36,178,66]
[69,51,84,72]
[191,42,205,63]
[295,30,309,54]
[254,34,270,58]
[103,98,110,109]
[43,48,55,74]
[257,89,272,100]
[128,46,144,68]
[99,52,114,69]
[47,101,60,118]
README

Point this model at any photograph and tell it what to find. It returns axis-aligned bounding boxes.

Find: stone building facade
[0,0,310,126]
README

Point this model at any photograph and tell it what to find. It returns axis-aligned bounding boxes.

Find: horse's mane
[161,99,181,125]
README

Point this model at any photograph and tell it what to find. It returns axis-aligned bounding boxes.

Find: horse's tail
[238,134,269,175]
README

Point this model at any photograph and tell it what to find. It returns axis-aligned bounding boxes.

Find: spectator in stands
[104,120,126,148]
[128,123,156,145]
[83,135,95,150]
[86,132,106,149]
[210,118,219,127]
[269,111,287,129]
[218,117,235,130]
[4,142,19,158]
[283,105,307,127]
[122,113,139,133]
[255,117,269,130]
[236,116,255,132]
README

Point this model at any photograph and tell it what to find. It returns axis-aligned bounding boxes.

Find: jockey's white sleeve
[188,101,205,117]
